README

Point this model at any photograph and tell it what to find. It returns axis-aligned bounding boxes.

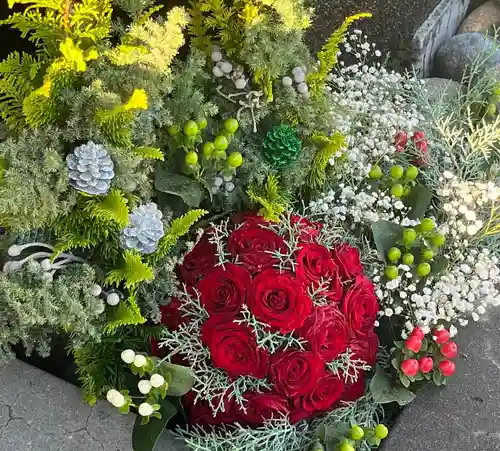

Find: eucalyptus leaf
[406,184,432,219]
[370,365,416,406]
[371,220,404,261]
[431,256,449,275]
[155,165,205,207]
[159,362,194,396]
[132,398,178,451]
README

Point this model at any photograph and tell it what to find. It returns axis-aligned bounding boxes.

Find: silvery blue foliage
[120,203,164,254]
[67,142,115,195]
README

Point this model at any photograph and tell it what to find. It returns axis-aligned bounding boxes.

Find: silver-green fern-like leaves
[120,202,164,254]
[67,141,115,195]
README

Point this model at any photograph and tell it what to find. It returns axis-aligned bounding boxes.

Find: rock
[457,0,500,34]
[421,78,463,104]
[383,310,500,450]
[434,32,500,82]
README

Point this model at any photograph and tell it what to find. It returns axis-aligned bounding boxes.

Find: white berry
[211,51,222,62]
[150,374,165,388]
[90,284,102,296]
[225,182,235,192]
[121,349,135,364]
[282,76,293,87]
[133,354,147,368]
[293,71,306,83]
[41,259,52,271]
[212,66,224,77]
[138,380,152,394]
[219,61,233,74]
[138,402,154,417]
[234,78,247,90]
[296,82,309,94]
[107,389,125,408]
[106,293,120,306]
[214,176,224,187]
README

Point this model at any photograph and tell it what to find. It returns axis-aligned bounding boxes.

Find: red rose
[290,214,323,243]
[401,359,419,377]
[231,211,266,229]
[201,316,269,379]
[184,391,238,426]
[269,350,325,397]
[332,244,363,280]
[179,234,217,286]
[300,371,345,412]
[342,375,366,402]
[341,276,379,335]
[418,357,434,374]
[348,331,379,366]
[248,269,312,334]
[296,244,343,302]
[243,392,290,426]
[227,224,287,273]
[405,336,422,353]
[441,341,457,358]
[160,297,185,331]
[299,305,348,362]
[197,264,251,316]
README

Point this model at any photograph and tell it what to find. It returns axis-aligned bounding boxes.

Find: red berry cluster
[397,326,458,384]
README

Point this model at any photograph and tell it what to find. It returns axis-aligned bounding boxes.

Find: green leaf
[132,398,177,451]
[155,165,204,207]
[158,363,194,396]
[371,220,404,261]
[406,184,432,219]
[370,365,416,406]
[431,256,449,275]
[400,375,410,387]
[432,370,445,386]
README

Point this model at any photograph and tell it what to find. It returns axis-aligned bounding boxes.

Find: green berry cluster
[168,117,244,178]
[326,424,388,451]
[384,218,446,280]
[369,164,419,199]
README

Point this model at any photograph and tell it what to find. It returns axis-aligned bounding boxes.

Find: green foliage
[0,129,72,232]
[104,293,146,334]
[133,146,164,161]
[112,0,158,20]
[0,52,44,130]
[0,261,105,362]
[2,0,112,55]
[370,365,415,406]
[247,174,290,221]
[85,189,130,228]
[148,209,208,265]
[105,250,154,290]
[74,325,162,405]
[306,131,346,189]
[307,13,372,97]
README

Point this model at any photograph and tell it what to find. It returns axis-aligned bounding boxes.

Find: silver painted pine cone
[120,203,164,254]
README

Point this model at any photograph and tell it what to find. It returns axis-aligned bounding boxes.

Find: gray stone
[0,360,185,451]
[434,32,500,82]
[384,310,500,450]
[421,77,463,104]
[457,0,500,34]
[413,0,471,76]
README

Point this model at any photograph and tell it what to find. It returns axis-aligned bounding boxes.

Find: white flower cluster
[310,184,419,226]
[376,248,500,329]
[437,171,500,242]
[327,31,423,182]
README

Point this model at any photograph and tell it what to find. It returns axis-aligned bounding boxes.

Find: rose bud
[441,341,458,358]
[410,326,425,340]
[394,131,408,148]
[439,360,456,377]
[401,359,419,377]
[404,336,422,353]
[418,357,433,374]
[432,327,450,344]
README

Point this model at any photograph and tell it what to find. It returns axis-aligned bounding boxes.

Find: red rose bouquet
[159,213,379,441]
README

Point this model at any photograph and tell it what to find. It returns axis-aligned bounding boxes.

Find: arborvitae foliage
[247,175,290,221]
[0,261,105,362]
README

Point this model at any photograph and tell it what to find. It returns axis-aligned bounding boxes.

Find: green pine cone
[262,124,301,169]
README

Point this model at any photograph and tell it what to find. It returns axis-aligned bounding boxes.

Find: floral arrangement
[1,0,500,450]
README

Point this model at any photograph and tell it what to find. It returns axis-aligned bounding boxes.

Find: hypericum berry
[433,327,450,344]
[138,380,152,394]
[350,425,365,440]
[391,184,404,198]
[421,248,434,261]
[439,360,456,377]
[197,117,208,129]
[385,265,399,280]
[419,218,435,232]
[400,359,419,377]
[441,341,458,358]
[202,142,215,157]
[339,443,355,451]
[369,164,382,179]
[410,326,425,340]
[418,357,434,374]
[227,152,243,168]
[150,374,165,388]
[390,165,404,180]
[402,228,417,244]
[185,151,199,166]
[183,120,199,137]
[224,118,239,134]
[138,402,154,417]
[387,247,401,262]
[167,125,180,136]
[214,135,229,151]
[405,165,419,180]
[213,150,227,160]
[133,354,147,368]
[121,349,135,364]
[431,233,446,247]
[402,185,412,197]
[375,424,389,439]
[106,292,120,306]
[402,253,414,265]
[417,262,431,277]
[405,336,422,353]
